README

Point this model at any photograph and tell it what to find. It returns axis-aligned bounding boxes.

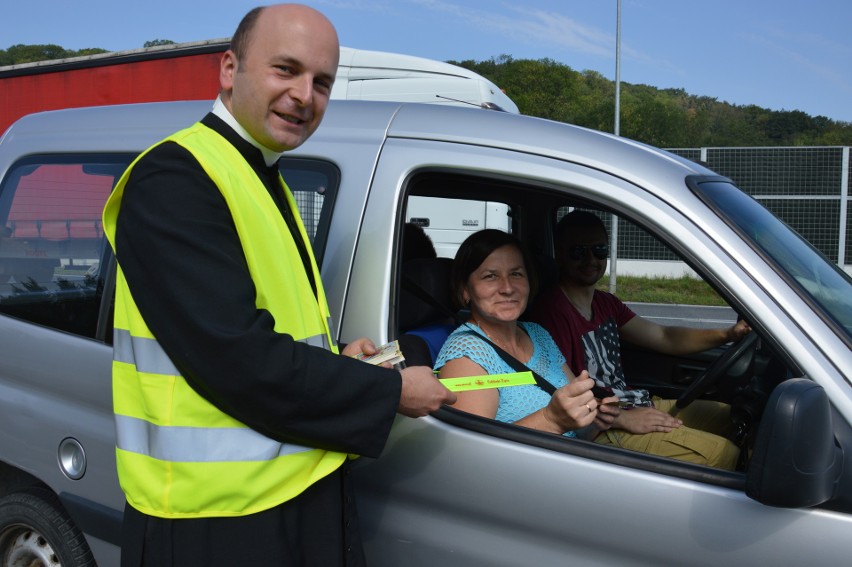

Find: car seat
[522,253,560,319]
[398,257,457,367]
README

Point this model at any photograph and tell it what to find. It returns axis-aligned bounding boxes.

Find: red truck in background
[0,39,518,136]
[0,39,225,136]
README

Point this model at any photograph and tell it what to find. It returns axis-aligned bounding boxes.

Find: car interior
[395,170,796,481]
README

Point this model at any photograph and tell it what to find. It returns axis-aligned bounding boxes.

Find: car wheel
[0,487,95,567]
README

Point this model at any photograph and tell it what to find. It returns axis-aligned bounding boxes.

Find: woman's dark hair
[229,6,265,62]
[450,229,538,310]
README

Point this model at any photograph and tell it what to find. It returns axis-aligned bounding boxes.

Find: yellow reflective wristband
[440,371,535,392]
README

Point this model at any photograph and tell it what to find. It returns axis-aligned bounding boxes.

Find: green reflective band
[115,415,313,462]
[440,371,536,392]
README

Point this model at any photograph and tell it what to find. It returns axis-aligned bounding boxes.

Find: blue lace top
[434,321,575,437]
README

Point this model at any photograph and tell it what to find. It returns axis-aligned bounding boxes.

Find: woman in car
[435,229,618,438]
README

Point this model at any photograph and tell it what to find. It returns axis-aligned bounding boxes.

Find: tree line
[0,44,108,64]
[0,41,173,65]
[453,55,852,147]
[3,44,850,147]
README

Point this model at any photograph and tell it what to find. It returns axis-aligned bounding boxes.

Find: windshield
[695,180,852,341]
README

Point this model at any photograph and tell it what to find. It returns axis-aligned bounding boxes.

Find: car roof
[384,101,715,192]
[1,99,717,200]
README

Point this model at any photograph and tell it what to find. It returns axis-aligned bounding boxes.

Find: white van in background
[406,196,512,257]
[334,47,519,113]
[336,49,518,255]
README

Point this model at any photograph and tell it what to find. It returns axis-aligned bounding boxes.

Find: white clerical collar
[212,96,284,167]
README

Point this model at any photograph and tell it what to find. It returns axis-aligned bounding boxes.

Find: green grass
[597,275,727,306]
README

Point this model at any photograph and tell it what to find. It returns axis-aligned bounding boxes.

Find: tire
[0,487,95,567]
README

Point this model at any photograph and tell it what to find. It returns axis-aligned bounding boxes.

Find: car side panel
[347,137,852,566]
[0,316,123,564]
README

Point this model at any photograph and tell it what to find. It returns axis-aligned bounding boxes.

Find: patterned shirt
[530,287,652,407]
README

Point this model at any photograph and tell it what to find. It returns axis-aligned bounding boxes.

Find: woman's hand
[539,372,598,434]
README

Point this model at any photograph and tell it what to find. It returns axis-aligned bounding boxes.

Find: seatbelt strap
[458,329,557,395]
[401,275,462,324]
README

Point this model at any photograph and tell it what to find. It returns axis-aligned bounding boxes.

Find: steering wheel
[673,331,759,414]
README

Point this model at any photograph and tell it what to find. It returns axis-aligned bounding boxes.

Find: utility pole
[614,0,622,137]
[609,0,621,293]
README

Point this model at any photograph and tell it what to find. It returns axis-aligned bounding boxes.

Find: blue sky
[3,0,851,122]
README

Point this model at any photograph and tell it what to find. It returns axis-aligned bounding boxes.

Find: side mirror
[746,378,842,508]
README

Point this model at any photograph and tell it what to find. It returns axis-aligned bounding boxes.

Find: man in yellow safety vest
[103,4,455,565]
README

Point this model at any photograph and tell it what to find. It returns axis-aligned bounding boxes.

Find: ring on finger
[586,402,593,413]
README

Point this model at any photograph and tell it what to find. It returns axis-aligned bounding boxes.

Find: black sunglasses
[566,244,609,260]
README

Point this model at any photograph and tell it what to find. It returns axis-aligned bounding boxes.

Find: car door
[345,136,852,566]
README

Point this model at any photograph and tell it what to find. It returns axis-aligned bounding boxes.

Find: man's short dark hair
[229,6,266,62]
[555,210,607,245]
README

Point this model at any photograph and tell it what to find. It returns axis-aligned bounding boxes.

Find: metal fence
[608,146,851,272]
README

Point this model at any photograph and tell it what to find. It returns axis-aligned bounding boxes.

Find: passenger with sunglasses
[530,210,750,469]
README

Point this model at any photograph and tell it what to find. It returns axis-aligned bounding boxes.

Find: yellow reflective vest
[103,122,346,518]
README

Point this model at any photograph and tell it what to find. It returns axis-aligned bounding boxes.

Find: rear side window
[0,155,132,338]
[278,157,340,265]
[0,155,338,339]
[406,196,512,258]
[0,154,340,341]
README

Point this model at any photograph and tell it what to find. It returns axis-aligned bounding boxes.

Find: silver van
[0,100,850,566]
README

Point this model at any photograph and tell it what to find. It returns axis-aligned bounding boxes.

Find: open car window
[395,168,794,487]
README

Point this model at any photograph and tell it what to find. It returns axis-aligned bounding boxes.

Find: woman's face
[463,245,530,324]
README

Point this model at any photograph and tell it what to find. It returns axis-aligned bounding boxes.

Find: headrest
[522,253,560,319]
[399,257,455,331]
[534,253,560,294]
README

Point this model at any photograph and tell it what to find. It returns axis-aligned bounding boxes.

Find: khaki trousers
[594,397,740,470]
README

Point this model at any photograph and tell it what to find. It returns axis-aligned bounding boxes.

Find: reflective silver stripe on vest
[301,332,331,349]
[113,329,331,374]
[115,414,312,462]
[326,316,338,348]
[113,329,180,375]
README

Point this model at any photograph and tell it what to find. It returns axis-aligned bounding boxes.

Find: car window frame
[396,167,754,490]
[0,153,135,340]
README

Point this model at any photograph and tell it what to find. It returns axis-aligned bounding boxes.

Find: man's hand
[398,366,457,417]
[341,337,378,358]
[594,397,620,431]
[726,319,752,342]
[613,406,682,434]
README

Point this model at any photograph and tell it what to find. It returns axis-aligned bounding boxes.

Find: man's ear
[220,50,238,91]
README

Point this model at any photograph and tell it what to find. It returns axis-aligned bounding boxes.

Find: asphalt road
[626,302,739,329]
